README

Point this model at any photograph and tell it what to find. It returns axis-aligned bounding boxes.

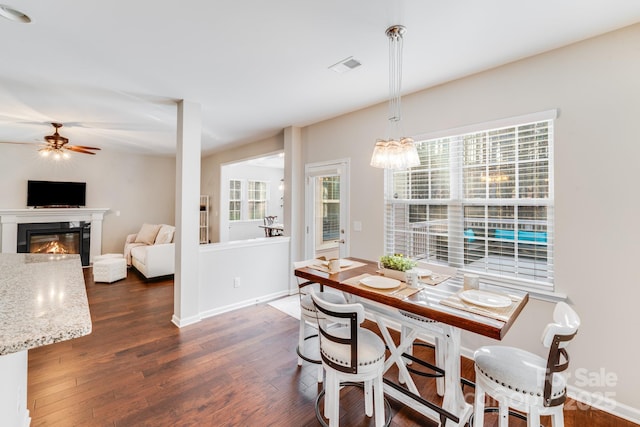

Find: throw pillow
[134,223,162,245]
[154,225,175,244]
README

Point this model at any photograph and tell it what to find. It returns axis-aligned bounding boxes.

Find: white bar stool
[311,290,388,427]
[473,301,580,427]
[294,261,346,383]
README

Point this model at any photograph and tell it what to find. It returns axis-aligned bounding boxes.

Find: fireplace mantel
[0,208,109,262]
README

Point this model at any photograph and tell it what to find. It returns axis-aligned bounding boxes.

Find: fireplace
[17,222,91,266]
[1,208,108,264]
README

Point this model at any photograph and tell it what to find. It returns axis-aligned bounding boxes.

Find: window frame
[384,110,557,294]
[247,180,269,221]
[228,179,270,222]
[228,179,242,222]
[319,176,341,244]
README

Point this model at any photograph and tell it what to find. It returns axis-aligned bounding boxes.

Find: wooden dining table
[294,257,529,427]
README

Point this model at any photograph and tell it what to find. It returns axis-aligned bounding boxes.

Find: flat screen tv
[27,180,87,208]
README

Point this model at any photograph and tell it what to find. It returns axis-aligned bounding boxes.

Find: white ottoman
[93,257,127,283]
[93,253,124,263]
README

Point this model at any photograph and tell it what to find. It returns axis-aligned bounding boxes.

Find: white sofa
[124,223,175,279]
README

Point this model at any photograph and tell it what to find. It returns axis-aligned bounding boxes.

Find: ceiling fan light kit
[39,147,70,160]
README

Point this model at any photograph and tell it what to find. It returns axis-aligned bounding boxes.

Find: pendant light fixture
[370,25,420,170]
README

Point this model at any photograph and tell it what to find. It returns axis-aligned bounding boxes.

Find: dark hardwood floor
[27,268,635,426]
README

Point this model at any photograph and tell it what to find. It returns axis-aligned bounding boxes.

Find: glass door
[305,160,350,259]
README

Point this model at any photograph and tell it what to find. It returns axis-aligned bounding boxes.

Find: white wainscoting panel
[198,237,290,318]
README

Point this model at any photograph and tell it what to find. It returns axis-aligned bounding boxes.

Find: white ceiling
[1,1,639,156]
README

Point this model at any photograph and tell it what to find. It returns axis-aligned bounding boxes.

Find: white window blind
[247,180,268,220]
[385,112,555,288]
[321,176,340,243]
[229,179,242,221]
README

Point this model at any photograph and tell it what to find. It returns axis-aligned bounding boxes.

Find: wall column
[172,100,201,327]
[284,126,303,293]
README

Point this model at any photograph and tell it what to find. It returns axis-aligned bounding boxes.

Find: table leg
[373,314,420,395]
[370,311,464,426]
[442,325,473,427]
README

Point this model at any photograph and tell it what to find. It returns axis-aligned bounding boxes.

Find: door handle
[334,239,345,244]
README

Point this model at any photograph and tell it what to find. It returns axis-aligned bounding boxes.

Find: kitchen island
[0,253,92,426]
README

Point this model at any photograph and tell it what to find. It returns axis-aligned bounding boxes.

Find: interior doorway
[219,152,285,242]
[305,159,350,260]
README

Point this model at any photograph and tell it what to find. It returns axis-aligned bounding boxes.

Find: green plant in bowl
[379,254,416,272]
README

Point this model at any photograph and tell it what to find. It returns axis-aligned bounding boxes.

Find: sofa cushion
[130,245,148,264]
[124,242,146,266]
[154,225,175,244]
[134,223,161,245]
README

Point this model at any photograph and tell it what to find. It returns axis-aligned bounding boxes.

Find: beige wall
[201,133,284,242]
[0,145,176,254]
[302,24,640,413]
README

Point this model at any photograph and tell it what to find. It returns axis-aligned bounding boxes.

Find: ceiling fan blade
[66,146,97,155]
[71,145,101,150]
[0,140,38,145]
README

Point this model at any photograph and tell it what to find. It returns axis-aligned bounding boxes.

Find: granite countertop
[0,253,92,356]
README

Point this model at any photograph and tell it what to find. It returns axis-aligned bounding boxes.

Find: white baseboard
[171,290,291,327]
[566,385,640,424]
[199,290,290,320]
[171,313,201,328]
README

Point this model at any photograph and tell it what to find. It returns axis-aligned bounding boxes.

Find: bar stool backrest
[540,301,580,407]
[311,290,365,375]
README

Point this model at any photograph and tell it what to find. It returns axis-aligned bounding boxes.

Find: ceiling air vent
[328,56,362,74]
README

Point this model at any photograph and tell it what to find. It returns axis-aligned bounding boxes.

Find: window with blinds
[385,112,554,288]
[247,180,268,220]
[321,177,340,242]
[229,179,242,221]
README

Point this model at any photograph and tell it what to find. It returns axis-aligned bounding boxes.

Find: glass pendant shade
[370,137,419,169]
[370,25,420,170]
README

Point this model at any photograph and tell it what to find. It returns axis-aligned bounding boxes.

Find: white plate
[459,290,511,308]
[360,276,401,290]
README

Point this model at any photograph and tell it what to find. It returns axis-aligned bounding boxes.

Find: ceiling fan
[1,122,101,158]
[40,123,101,157]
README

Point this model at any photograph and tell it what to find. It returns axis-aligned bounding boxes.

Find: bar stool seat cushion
[475,345,567,403]
[321,326,386,371]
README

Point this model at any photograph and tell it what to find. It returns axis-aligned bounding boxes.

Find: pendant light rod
[386,25,405,124]
[370,24,420,170]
